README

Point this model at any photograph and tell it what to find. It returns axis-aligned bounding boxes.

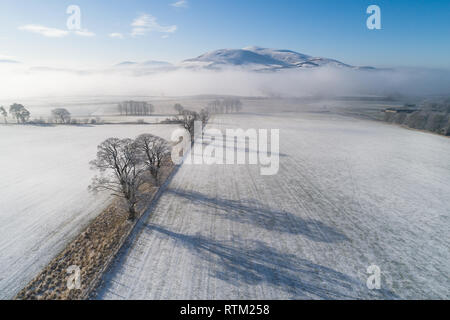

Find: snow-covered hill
[113,47,375,71]
[181,46,374,71]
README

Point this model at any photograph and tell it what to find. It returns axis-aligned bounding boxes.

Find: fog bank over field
[0,64,449,100]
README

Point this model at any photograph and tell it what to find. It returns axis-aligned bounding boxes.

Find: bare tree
[143,103,155,116]
[89,138,145,220]
[0,106,7,124]
[180,110,199,142]
[9,103,30,123]
[51,108,71,124]
[213,100,224,114]
[199,108,210,130]
[234,99,243,112]
[135,134,171,185]
[174,103,184,115]
[149,103,155,115]
[223,98,233,113]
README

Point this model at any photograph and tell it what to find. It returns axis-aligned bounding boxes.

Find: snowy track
[0,124,176,299]
[95,113,449,299]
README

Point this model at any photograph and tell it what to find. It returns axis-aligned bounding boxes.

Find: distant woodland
[118,101,155,116]
[384,99,450,136]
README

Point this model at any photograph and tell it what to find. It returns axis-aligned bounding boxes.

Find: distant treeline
[1,103,30,124]
[206,98,243,114]
[0,103,105,125]
[173,98,243,116]
[384,100,450,136]
[118,101,155,116]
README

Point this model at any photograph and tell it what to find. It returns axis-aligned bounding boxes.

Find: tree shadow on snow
[166,188,349,243]
[200,133,289,158]
[145,224,398,299]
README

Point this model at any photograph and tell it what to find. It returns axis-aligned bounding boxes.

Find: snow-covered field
[96,115,168,124]
[0,123,177,299]
[97,112,450,299]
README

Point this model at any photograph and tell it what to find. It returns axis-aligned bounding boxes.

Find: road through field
[97,113,450,299]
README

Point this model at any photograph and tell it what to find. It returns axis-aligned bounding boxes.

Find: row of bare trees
[118,101,155,116]
[172,99,241,141]
[173,99,243,118]
[89,134,171,220]
[47,108,101,125]
[206,98,243,114]
[0,105,105,125]
[88,99,217,220]
[173,107,211,142]
[0,104,76,125]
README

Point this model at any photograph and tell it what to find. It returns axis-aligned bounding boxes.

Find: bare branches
[0,106,7,124]
[180,110,199,141]
[51,108,71,124]
[206,98,243,114]
[89,135,172,219]
[173,108,210,142]
[199,108,210,130]
[9,103,30,124]
[89,138,146,220]
[174,103,184,115]
[135,134,171,185]
[118,101,154,116]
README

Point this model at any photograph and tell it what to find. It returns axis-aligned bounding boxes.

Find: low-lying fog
[1,64,449,101]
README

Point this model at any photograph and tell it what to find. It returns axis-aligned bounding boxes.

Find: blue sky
[0,0,449,68]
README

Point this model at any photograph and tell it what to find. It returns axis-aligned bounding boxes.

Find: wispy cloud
[109,32,124,39]
[18,25,69,38]
[74,29,95,37]
[131,14,177,37]
[18,24,95,38]
[0,59,20,64]
[0,54,19,63]
[171,0,188,8]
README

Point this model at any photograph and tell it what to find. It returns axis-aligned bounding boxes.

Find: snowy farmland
[0,123,178,299]
[97,112,450,299]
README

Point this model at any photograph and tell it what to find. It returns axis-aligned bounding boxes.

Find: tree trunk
[154,171,159,186]
[128,204,136,220]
